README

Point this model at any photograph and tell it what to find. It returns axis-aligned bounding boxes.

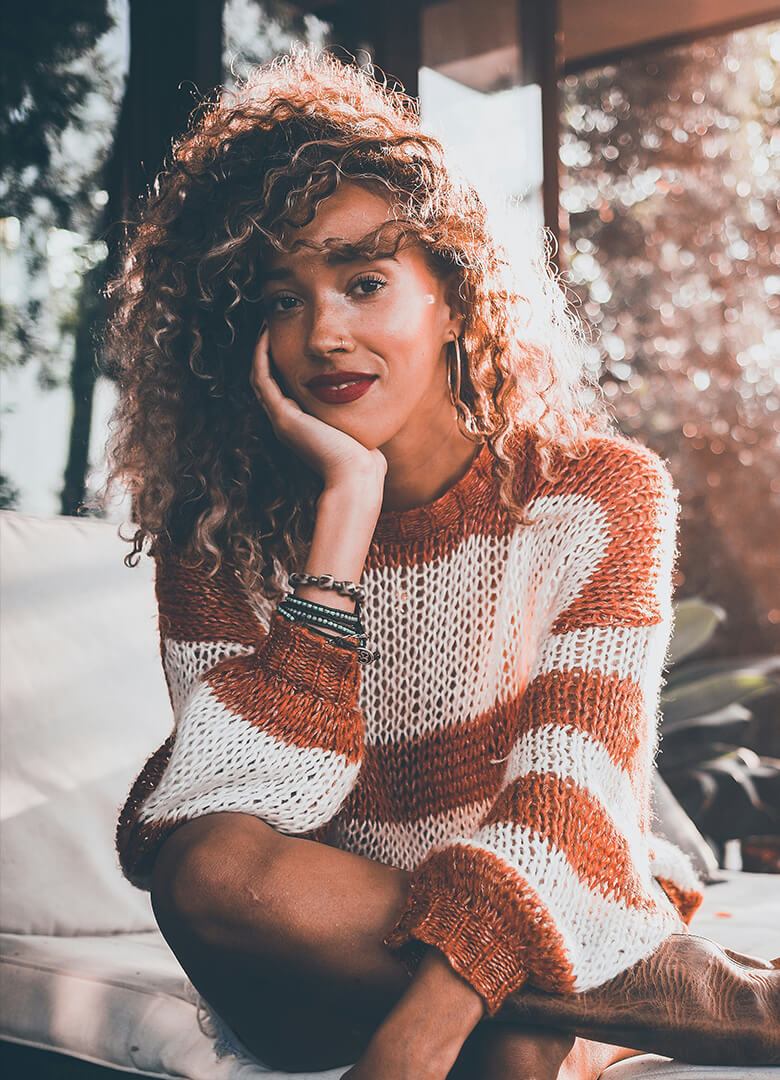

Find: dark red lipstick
[306,372,378,404]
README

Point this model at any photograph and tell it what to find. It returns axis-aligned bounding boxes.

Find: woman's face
[259,182,462,451]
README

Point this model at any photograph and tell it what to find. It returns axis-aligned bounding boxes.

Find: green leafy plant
[658,598,780,865]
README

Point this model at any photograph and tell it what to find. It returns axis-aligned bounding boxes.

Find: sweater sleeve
[116,540,364,891]
[382,441,704,1015]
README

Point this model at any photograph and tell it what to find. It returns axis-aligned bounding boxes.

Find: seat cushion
[602,1059,779,1078]
[0,511,173,935]
[1,872,778,1080]
[0,929,350,1079]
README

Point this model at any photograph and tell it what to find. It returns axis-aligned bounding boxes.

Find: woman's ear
[443,273,465,340]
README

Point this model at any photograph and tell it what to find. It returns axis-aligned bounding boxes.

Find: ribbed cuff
[383,850,530,1016]
[261,608,361,706]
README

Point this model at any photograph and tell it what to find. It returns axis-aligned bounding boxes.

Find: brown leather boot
[494,933,780,1065]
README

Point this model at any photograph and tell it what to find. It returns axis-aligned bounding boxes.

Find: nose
[304,298,353,359]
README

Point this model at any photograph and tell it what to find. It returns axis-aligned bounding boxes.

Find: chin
[324,417,394,451]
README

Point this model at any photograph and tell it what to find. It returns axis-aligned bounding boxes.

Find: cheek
[363,292,444,353]
[266,325,303,380]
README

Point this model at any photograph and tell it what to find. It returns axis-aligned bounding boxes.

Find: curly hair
[100,47,611,608]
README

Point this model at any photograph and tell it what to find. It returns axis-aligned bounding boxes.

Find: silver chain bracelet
[288,571,365,602]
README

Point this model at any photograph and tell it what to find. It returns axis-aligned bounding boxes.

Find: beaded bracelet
[289,571,365,602]
[277,593,379,664]
[280,595,364,633]
[278,604,366,642]
[284,593,362,621]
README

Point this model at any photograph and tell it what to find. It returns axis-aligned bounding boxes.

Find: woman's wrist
[294,481,382,613]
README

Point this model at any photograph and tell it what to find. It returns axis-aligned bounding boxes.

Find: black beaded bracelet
[278,598,364,637]
[279,609,367,644]
[284,593,362,624]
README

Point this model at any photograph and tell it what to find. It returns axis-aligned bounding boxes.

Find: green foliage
[0,472,20,510]
[659,598,780,851]
[0,1,113,224]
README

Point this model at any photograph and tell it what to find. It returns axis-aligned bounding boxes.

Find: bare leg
[449,1025,640,1080]
[150,811,637,1075]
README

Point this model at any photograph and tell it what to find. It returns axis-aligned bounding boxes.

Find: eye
[264,294,300,315]
[352,274,387,296]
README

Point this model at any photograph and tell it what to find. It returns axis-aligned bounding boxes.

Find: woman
[107,50,779,1079]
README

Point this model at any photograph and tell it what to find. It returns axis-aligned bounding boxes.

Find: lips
[306,372,377,388]
[306,375,378,405]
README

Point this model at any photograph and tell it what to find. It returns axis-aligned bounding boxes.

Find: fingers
[251,326,288,412]
[250,325,274,407]
[250,327,308,446]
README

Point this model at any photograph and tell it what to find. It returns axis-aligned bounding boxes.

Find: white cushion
[0,928,349,1079]
[1,873,778,1079]
[0,511,172,935]
[602,1059,778,1078]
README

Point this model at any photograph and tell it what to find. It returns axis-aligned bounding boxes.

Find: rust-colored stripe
[548,438,675,631]
[519,668,645,773]
[205,652,363,761]
[483,772,656,910]
[340,667,645,824]
[342,700,520,823]
[155,546,265,646]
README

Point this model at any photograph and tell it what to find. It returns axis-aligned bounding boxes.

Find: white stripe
[457,828,682,990]
[163,638,254,716]
[500,724,652,880]
[649,835,702,894]
[330,799,494,871]
[533,624,656,684]
[139,680,360,835]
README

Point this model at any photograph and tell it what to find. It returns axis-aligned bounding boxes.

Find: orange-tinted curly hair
[100,47,610,603]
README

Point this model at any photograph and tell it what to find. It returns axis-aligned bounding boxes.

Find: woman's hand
[251,325,387,493]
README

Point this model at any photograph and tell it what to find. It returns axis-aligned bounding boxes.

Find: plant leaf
[660,701,752,737]
[660,671,780,725]
[658,738,746,772]
[666,598,726,665]
[665,654,780,690]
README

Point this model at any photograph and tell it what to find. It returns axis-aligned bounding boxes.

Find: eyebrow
[259,251,400,283]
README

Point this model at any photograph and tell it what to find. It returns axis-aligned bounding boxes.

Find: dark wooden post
[113,0,224,210]
[60,0,224,516]
[519,0,562,266]
[325,0,421,97]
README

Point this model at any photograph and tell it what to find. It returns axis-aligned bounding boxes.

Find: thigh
[150,812,410,1071]
[195,943,383,1072]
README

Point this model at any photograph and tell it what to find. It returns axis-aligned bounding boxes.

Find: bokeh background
[1,1,778,861]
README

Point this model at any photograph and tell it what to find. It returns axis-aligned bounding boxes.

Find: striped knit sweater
[116,428,703,1015]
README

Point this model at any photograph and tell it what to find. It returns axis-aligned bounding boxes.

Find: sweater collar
[370,440,496,545]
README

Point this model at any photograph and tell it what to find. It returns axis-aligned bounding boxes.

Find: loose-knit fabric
[116,427,703,1016]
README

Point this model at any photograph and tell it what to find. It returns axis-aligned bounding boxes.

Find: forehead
[266,182,396,264]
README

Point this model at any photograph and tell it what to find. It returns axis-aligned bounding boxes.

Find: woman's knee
[150,811,284,940]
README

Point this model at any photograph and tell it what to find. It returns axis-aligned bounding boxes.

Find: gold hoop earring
[447,336,488,442]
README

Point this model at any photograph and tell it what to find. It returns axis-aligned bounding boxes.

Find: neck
[379,416,482,514]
